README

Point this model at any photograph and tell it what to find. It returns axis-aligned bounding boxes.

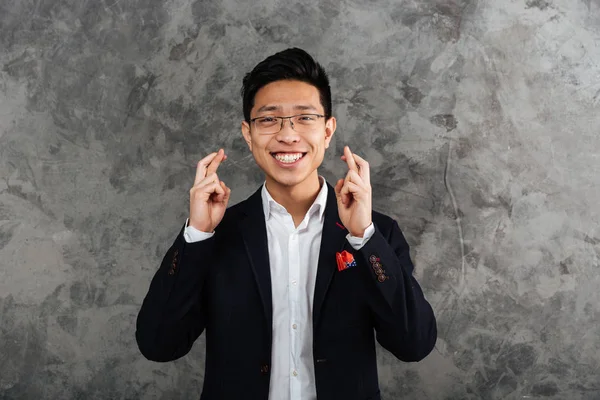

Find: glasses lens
[291,115,319,132]
[254,117,280,134]
[253,114,321,134]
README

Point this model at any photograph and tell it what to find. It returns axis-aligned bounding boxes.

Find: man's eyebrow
[255,104,319,113]
[256,105,281,113]
[293,105,318,111]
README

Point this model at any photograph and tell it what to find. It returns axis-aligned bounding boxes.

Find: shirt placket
[288,223,300,399]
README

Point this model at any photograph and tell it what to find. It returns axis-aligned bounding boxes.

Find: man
[136,48,436,400]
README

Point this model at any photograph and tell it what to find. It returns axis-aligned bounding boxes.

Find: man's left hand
[334,146,372,237]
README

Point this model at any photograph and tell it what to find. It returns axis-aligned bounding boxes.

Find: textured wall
[1,0,599,398]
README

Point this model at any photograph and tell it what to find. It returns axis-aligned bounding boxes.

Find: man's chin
[272,176,305,187]
[266,170,312,188]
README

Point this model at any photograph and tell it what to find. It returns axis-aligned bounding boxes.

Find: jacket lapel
[239,187,273,341]
[238,182,347,338]
[313,183,348,329]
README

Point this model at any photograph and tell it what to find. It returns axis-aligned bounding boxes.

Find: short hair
[241,48,332,122]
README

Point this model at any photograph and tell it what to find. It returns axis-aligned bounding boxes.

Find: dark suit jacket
[136,183,437,400]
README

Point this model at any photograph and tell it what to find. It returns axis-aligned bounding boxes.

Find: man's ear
[324,116,336,149]
[241,121,252,151]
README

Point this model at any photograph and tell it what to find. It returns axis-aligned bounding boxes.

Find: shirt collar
[261,176,328,222]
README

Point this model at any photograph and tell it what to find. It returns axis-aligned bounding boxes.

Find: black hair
[241,47,332,122]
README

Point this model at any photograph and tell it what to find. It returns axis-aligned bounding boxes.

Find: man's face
[241,80,336,189]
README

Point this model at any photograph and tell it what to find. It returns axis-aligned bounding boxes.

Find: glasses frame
[249,113,326,135]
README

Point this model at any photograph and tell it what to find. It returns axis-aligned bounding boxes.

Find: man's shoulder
[372,209,396,227]
[220,200,249,224]
[216,190,260,230]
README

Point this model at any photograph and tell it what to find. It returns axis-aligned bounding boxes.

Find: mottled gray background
[1,0,599,399]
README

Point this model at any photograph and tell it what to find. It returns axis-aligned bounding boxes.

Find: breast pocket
[330,264,370,329]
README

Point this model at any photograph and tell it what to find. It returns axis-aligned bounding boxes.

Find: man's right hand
[189,149,231,233]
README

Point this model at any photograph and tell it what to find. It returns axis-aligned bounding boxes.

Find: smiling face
[241,80,336,192]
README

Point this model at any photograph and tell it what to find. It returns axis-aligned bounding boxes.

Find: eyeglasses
[249,113,325,135]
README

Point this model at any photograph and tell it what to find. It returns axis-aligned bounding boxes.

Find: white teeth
[274,153,303,163]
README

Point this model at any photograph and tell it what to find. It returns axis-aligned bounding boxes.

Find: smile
[270,152,307,165]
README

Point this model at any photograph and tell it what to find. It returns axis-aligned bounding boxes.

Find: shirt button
[292,370,298,377]
[292,324,297,329]
[291,280,297,285]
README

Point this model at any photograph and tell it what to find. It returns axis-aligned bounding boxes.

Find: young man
[136,48,436,400]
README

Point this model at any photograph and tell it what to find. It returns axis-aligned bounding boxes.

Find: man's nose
[281,118,296,131]
[276,119,300,141]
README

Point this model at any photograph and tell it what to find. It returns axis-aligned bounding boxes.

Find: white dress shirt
[183,177,374,400]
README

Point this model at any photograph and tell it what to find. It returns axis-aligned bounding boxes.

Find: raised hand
[189,149,231,233]
[334,146,372,237]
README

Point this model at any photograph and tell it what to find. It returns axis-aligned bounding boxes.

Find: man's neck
[265,173,322,225]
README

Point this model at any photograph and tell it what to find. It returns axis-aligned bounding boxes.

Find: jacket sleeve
[356,219,437,362]
[135,223,215,362]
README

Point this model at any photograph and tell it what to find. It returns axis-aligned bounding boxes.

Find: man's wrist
[346,223,375,250]
[349,222,372,238]
[188,218,212,233]
[184,218,215,243]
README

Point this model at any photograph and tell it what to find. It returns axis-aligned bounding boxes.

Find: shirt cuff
[183,218,215,243]
[346,222,375,250]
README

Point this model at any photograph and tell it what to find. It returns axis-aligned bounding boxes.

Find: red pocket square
[336,250,357,271]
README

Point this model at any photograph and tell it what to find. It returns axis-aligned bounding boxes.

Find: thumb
[222,182,231,203]
[334,179,345,203]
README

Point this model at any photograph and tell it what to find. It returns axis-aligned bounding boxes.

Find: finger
[208,181,225,197]
[340,183,352,205]
[340,181,363,199]
[350,153,370,185]
[343,146,359,173]
[334,178,344,201]
[222,182,231,203]
[216,181,230,202]
[195,152,218,185]
[191,173,220,193]
[206,148,226,176]
[339,179,356,205]
[191,180,224,199]
[211,180,226,201]
[334,178,344,194]
[342,171,352,202]
[345,169,365,187]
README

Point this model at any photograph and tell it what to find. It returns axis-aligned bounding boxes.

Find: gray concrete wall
[1,0,599,398]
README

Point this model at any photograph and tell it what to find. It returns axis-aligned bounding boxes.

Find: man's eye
[258,117,276,123]
[298,115,316,121]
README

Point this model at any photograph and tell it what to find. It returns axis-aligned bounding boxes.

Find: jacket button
[260,364,269,374]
